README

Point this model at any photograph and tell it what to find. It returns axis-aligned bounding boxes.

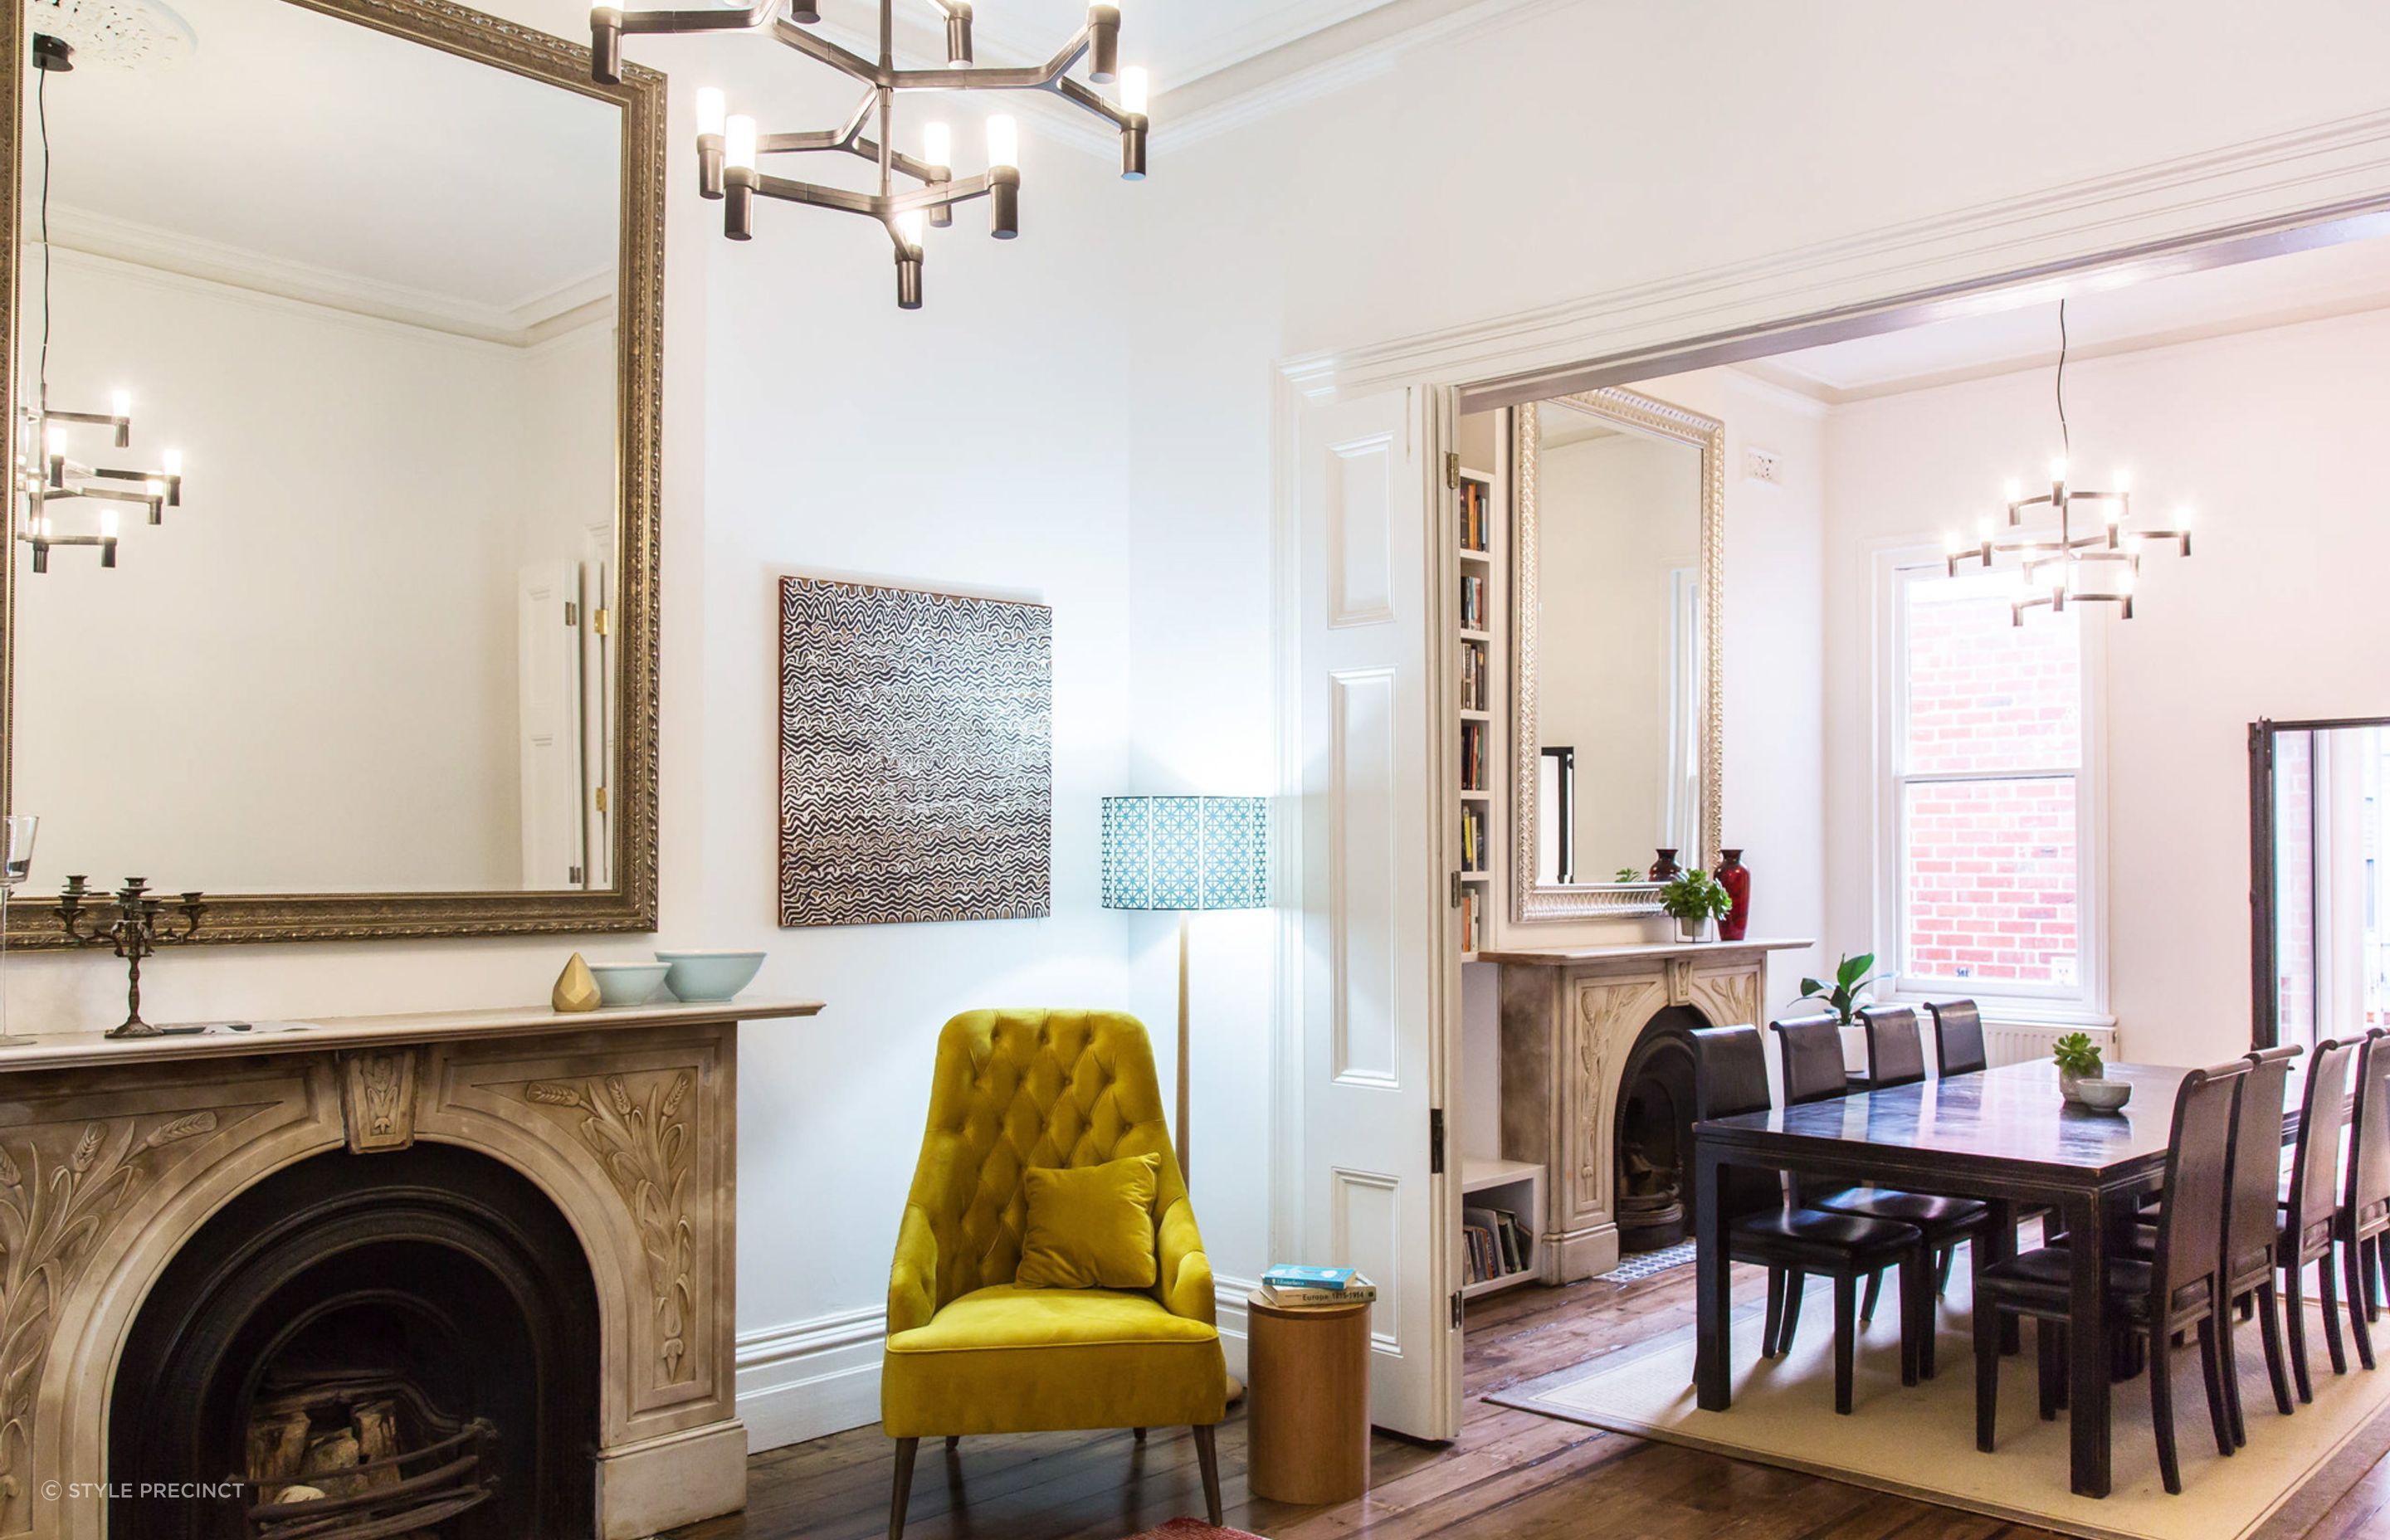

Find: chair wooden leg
[1834,1273,1857,1415]
[2348,1232,2378,1371]
[1763,1268,1786,1357]
[1936,1242,1956,1299]
[2378,1234,2390,1321]
[2286,1259,2316,1404]
[2322,1250,2350,1377]
[2365,1237,2382,1323]
[1905,1255,1934,1382]
[2150,1330,2183,1496]
[1131,1428,1146,1443]
[2036,1320,2062,1422]
[1973,1289,2001,1452]
[1192,1425,1223,1526]
[2217,1292,2248,1450]
[1778,1271,1807,1356]
[2197,1313,2235,1458]
[2259,1279,2295,1418]
[1860,1267,1882,1324]
[946,1435,961,1452]
[889,1437,919,1540]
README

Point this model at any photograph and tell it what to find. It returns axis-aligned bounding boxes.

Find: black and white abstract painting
[777,577,1052,927]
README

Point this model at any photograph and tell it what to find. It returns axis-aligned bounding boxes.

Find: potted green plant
[1794,952,1888,1025]
[2052,1031,2105,1101]
[1660,869,1732,943]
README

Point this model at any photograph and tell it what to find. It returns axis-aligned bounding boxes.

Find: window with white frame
[1880,558,2103,1016]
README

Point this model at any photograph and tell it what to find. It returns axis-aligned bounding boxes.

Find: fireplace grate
[245,1419,498,1540]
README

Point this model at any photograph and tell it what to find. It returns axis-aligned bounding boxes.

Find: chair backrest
[2288,1037,2360,1244]
[2227,1044,2301,1279]
[1928,999,1988,1078]
[2348,1031,2390,1222]
[900,1009,1189,1312]
[1769,1013,1850,1106]
[1690,1024,1783,1221]
[2149,1060,2249,1308]
[1859,1005,1926,1090]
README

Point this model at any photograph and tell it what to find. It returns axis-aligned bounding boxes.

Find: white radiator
[1983,1020,2118,1070]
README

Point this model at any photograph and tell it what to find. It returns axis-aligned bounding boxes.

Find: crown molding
[1282,105,2390,403]
[35,203,616,346]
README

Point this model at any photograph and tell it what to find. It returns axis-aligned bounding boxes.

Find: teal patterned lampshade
[1100,796,1269,911]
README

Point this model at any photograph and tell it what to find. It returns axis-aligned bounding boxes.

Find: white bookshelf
[1456,456,1497,961]
[1459,1157,1543,1299]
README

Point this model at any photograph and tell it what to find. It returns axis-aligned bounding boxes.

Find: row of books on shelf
[1258,1264,1378,1309]
[1460,478,1490,553]
[1460,802,1487,873]
[1461,719,1486,791]
[1459,885,1484,955]
[1463,1206,1532,1284]
[1460,572,1488,631]
[1459,637,1489,712]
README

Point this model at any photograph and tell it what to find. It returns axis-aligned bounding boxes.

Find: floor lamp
[1098,795,1270,1187]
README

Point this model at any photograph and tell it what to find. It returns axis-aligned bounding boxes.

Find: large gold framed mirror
[1510,387,1722,923]
[0,0,665,943]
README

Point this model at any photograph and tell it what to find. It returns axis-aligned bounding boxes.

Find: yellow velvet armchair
[882,1009,1227,1536]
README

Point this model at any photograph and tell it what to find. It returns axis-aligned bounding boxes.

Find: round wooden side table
[1244,1289,1371,1504]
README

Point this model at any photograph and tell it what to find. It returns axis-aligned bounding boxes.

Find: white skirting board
[736,1279,1261,1453]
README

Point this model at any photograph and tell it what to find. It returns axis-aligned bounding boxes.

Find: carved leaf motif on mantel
[1573,980,1665,1216]
[1690,969,1761,1034]
[521,1072,699,1385]
[0,1109,224,1532]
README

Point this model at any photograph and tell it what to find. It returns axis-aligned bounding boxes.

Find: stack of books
[1461,1206,1531,1284]
[1259,1265,1379,1309]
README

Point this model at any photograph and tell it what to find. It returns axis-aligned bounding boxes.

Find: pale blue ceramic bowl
[588,961,671,1007]
[655,949,766,1002]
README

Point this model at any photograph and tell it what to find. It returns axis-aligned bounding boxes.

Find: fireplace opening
[109,1143,599,1540]
[1613,1006,1710,1253]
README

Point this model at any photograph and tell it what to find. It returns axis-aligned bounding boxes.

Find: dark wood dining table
[1691,1059,2196,1499]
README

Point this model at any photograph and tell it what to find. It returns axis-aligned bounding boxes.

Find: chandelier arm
[748,170,993,216]
[770,17,887,85]
[890,21,1091,91]
[1042,71,1135,130]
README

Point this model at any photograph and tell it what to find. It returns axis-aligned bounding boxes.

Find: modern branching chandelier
[1944,300,2192,624]
[590,0,1149,309]
[13,33,187,576]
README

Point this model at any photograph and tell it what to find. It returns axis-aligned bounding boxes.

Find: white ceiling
[1753,235,2390,402]
[17,0,618,331]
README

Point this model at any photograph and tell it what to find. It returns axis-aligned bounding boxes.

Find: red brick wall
[1900,574,2082,986]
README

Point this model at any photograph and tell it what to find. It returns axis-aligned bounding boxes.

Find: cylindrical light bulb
[2113,466,2132,494]
[924,119,951,171]
[2048,455,2069,482]
[1121,65,1149,115]
[110,388,131,418]
[45,424,66,456]
[986,114,1017,171]
[144,478,163,496]
[2002,478,2022,505]
[163,448,183,476]
[1976,515,1993,541]
[2104,501,2124,525]
[895,209,925,246]
[2175,504,2194,529]
[724,115,758,171]
[696,86,727,137]
[1944,529,1963,553]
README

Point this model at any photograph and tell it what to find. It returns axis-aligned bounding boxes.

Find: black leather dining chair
[1928,999,1988,1079]
[2218,1043,2301,1441]
[1772,1013,1851,1107]
[2280,1036,2359,1402]
[1973,1060,2248,1495]
[2338,1029,2390,1370]
[1859,1005,1929,1090]
[1690,1024,1929,1413]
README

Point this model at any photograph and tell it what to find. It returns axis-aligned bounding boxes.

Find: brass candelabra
[56,876,205,1038]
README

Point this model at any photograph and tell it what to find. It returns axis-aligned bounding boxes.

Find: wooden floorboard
[679,1260,2390,1539]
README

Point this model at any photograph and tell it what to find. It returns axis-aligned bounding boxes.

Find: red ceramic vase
[1716,848,1751,941]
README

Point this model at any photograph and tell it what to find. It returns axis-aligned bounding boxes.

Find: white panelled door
[1295,385,1457,1440]
[517,561,587,889]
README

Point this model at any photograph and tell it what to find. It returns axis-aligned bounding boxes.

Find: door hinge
[568,864,583,885]
[1451,1289,1464,1329]
[564,600,579,626]
[1444,451,1460,490]
[1429,1107,1446,1175]
[593,606,611,637]
[595,786,609,814]
[1449,870,1463,909]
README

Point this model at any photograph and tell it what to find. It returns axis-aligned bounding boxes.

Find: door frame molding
[1266,102,2390,1313]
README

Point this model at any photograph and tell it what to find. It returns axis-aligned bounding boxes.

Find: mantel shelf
[1473,937,1812,967]
[0,997,825,1075]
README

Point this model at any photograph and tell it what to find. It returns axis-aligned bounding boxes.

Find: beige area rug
[1489,1266,2390,1540]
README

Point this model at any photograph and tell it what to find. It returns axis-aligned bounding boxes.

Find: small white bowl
[588,961,671,1007]
[2072,1079,2133,1112]
[655,949,766,1002]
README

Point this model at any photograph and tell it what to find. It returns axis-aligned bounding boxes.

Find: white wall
[1820,306,2390,1069]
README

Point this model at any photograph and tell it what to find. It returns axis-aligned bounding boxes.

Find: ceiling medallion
[590,0,1148,309]
[1944,300,2193,623]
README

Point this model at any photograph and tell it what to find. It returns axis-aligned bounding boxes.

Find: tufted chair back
[895,1009,1190,1321]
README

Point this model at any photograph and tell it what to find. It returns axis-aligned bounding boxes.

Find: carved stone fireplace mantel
[1477,939,1807,1282]
[0,997,822,1540]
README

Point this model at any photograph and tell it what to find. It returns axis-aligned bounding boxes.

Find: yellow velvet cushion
[1014,1153,1159,1289]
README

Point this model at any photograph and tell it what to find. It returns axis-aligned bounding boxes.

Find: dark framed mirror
[2250,714,2390,1048]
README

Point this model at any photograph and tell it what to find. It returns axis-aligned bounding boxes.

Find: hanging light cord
[2055,295,2074,464]
[36,60,51,420]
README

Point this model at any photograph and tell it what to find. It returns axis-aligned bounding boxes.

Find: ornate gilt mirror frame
[1510,387,1724,923]
[0,0,666,944]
